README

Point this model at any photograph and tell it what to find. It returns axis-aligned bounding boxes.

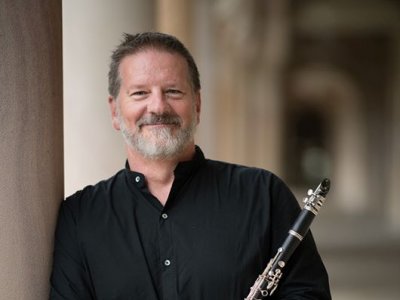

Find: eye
[130,90,148,100]
[165,89,184,98]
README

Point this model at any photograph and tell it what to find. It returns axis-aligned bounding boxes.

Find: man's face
[109,49,201,160]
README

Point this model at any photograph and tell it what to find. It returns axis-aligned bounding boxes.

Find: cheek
[177,110,193,126]
[174,102,196,118]
[119,104,145,125]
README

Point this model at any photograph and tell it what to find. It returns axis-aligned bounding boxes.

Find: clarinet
[245,178,331,300]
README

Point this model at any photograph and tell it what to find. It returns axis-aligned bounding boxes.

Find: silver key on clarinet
[245,179,331,299]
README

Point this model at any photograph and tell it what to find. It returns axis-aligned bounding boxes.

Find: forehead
[119,49,190,83]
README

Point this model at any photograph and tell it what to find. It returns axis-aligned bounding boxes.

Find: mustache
[137,113,182,127]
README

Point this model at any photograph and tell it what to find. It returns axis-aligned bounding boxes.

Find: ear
[195,92,201,124]
[108,96,121,131]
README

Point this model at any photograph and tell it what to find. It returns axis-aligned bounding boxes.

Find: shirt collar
[124,146,205,189]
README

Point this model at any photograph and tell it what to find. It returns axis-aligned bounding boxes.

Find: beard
[117,106,198,160]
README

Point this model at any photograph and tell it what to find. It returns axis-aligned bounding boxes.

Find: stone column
[387,32,400,230]
[63,0,155,197]
[248,0,289,174]
[213,0,289,174]
[0,1,63,299]
[156,0,193,48]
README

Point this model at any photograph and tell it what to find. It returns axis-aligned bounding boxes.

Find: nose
[147,89,170,114]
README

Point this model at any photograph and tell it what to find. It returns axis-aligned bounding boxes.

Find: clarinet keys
[244,179,331,299]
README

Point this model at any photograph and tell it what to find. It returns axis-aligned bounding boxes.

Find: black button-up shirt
[50,147,331,299]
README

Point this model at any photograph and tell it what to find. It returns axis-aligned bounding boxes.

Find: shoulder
[197,158,300,219]
[63,169,126,214]
[202,158,285,186]
[201,158,293,201]
[203,159,302,224]
[205,158,297,198]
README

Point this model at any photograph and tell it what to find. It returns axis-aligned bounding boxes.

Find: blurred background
[63,0,400,300]
[2,0,398,299]
[62,0,400,299]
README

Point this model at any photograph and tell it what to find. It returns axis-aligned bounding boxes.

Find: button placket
[161,213,171,267]
[159,209,176,298]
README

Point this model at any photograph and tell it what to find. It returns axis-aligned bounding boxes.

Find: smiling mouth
[142,122,177,128]
[137,114,181,128]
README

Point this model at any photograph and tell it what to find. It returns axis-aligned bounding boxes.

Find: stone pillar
[156,0,193,48]
[213,0,289,174]
[249,0,289,174]
[63,0,154,196]
[387,33,400,230]
[0,1,63,299]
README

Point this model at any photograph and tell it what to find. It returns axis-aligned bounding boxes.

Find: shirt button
[161,213,168,219]
[164,259,171,266]
[135,176,140,183]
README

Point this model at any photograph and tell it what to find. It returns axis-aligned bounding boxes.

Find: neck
[126,143,196,175]
[126,144,196,205]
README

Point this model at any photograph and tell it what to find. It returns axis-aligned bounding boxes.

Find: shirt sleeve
[50,197,95,299]
[268,176,331,300]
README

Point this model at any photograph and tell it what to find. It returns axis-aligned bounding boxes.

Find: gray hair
[108,32,201,99]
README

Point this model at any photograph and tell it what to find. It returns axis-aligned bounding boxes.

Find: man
[50,32,331,299]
